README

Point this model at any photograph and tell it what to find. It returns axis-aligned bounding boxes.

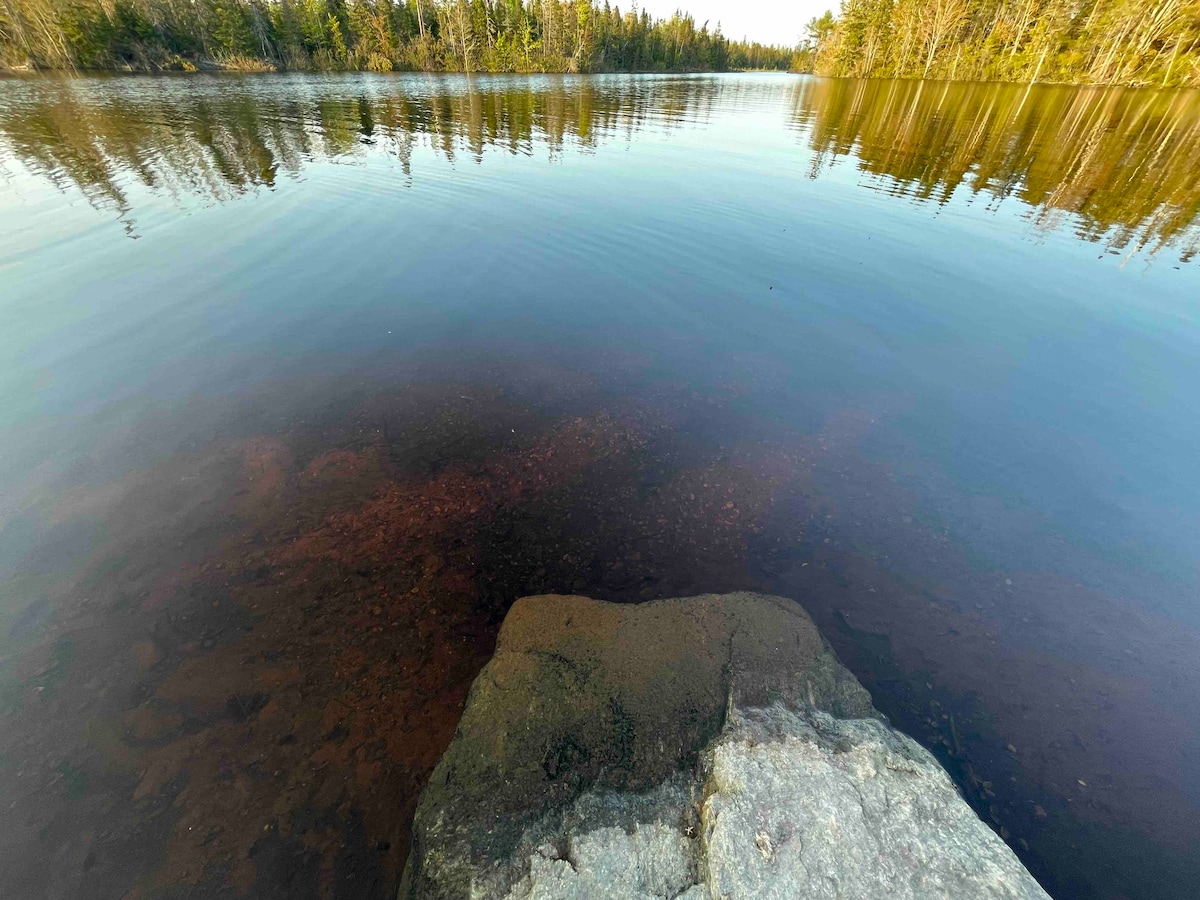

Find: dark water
[1,72,1199,899]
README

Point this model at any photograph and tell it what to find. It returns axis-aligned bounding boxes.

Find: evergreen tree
[1,0,794,71]
[798,0,1200,86]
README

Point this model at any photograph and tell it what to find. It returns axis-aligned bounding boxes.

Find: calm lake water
[1,72,1199,899]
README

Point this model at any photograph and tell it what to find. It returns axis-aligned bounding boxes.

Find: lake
[1,72,1198,899]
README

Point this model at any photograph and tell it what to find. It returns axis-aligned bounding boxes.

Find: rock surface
[400,592,1049,900]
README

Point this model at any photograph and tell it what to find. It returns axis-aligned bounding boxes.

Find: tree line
[0,0,795,71]
[798,0,1200,86]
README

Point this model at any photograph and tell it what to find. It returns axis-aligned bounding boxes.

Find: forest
[0,0,794,72]
[799,0,1200,86]
[4,0,1198,85]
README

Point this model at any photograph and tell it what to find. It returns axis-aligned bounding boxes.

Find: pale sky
[631,0,835,47]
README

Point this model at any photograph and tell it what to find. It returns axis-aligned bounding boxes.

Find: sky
[631,0,835,46]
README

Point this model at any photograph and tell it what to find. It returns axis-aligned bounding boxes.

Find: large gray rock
[697,706,1048,899]
[401,593,1049,900]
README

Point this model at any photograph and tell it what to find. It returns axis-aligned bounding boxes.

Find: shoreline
[5,65,1193,91]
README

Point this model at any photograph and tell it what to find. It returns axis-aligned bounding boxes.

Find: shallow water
[1,72,1198,899]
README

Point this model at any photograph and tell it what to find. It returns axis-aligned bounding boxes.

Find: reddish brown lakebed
[3,357,1198,899]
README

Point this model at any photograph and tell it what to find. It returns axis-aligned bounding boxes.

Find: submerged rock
[400,592,1048,900]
